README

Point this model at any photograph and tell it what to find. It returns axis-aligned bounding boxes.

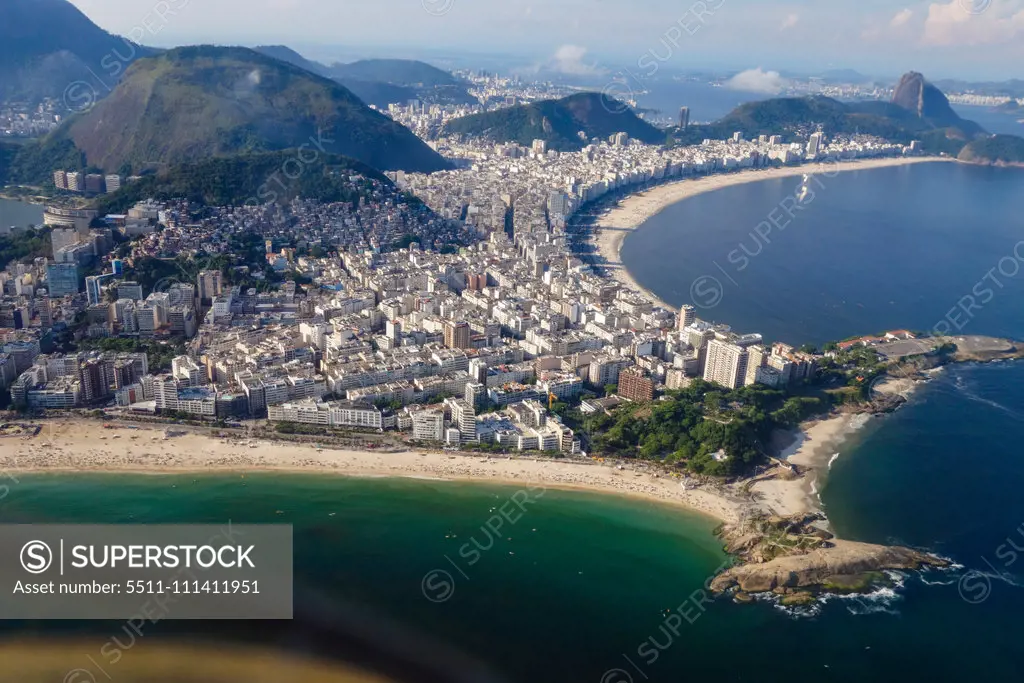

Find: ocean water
[951,103,1024,137]
[0,197,45,230]
[3,450,1023,682]
[5,163,1024,681]
[621,161,1024,346]
[633,80,768,124]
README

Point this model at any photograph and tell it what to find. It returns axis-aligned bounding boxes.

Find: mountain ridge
[0,0,153,103]
[442,93,666,151]
[253,47,473,107]
[23,45,449,178]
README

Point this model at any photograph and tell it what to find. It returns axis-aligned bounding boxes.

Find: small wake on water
[918,558,964,586]
[958,390,1023,420]
[943,365,1024,420]
[751,582,905,619]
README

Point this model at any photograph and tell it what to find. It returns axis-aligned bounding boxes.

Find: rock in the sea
[709,540,947,593]
[780,592,816,607]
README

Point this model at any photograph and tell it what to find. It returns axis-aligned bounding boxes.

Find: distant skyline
[67,0,1024,81]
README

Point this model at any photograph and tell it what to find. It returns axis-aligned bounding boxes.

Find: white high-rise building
[66,172,83,193]
[744,345,768,387]
[807,132,825,157]
[703,339,749,390]
[678,305,696,330]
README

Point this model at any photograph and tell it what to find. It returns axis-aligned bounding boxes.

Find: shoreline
[3,419,744,524]
[586,156,951,309]
[751,411,876,521]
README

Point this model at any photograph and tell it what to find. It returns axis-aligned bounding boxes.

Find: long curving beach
[2,416,887,528]
[2,419,745,524]
[589,156,951,309]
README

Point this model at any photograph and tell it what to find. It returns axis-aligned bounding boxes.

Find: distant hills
[8,46,449,182]
[0,0,153,103]
[250,45,328,80]
[327,59,463,88]
[442,93,666,151]
[933,78,1024,101]
[253,46,474,108]
[92,151,391,214]
[668,72,991,156]
[958,135,1024,166]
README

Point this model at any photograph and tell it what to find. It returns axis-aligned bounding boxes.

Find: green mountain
[327,59,462,87]
[442,93,666,151]
[958,135,1024,166]
[12,45,449,180]
[327,58,476,106]
[253,47,453,108]
[703,96,924,140]
[92,151,392,213]
[670,77,986,156]
[337,79,418,109]
[0,0,153,104]
[252,45,329,77]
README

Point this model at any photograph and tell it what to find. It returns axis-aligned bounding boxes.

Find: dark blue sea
[622,161,1024,347]
[4,162,1024,682]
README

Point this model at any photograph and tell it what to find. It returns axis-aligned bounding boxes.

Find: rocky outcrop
[711,539,944,593]
[891,71,984,135]
[711,514,948,594]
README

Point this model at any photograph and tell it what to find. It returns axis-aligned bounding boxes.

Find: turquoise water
[2,462,1021,681]
[5,163,1024,681]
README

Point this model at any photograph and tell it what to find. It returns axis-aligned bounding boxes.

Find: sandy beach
[1,420,743,524]
[750,412,875,520]
[0,406,915,533]
[589,156,951,308]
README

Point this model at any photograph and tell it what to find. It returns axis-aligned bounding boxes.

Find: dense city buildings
[0,116,910,451]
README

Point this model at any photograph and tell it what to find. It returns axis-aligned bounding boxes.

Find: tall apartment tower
[703,339,749,390]
[618,367,655,402]
[444,321,471,350]
[197,270,223,301]
[679,106,690,130]
[678,305,696,330]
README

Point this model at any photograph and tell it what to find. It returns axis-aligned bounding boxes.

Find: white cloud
[923,0,1024,46]
[725,68,788,95]
[891,8,914,27]
[549,44,604,76]
[780,13,800,30]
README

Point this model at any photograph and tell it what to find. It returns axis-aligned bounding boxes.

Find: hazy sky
[67,0,1024,80]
